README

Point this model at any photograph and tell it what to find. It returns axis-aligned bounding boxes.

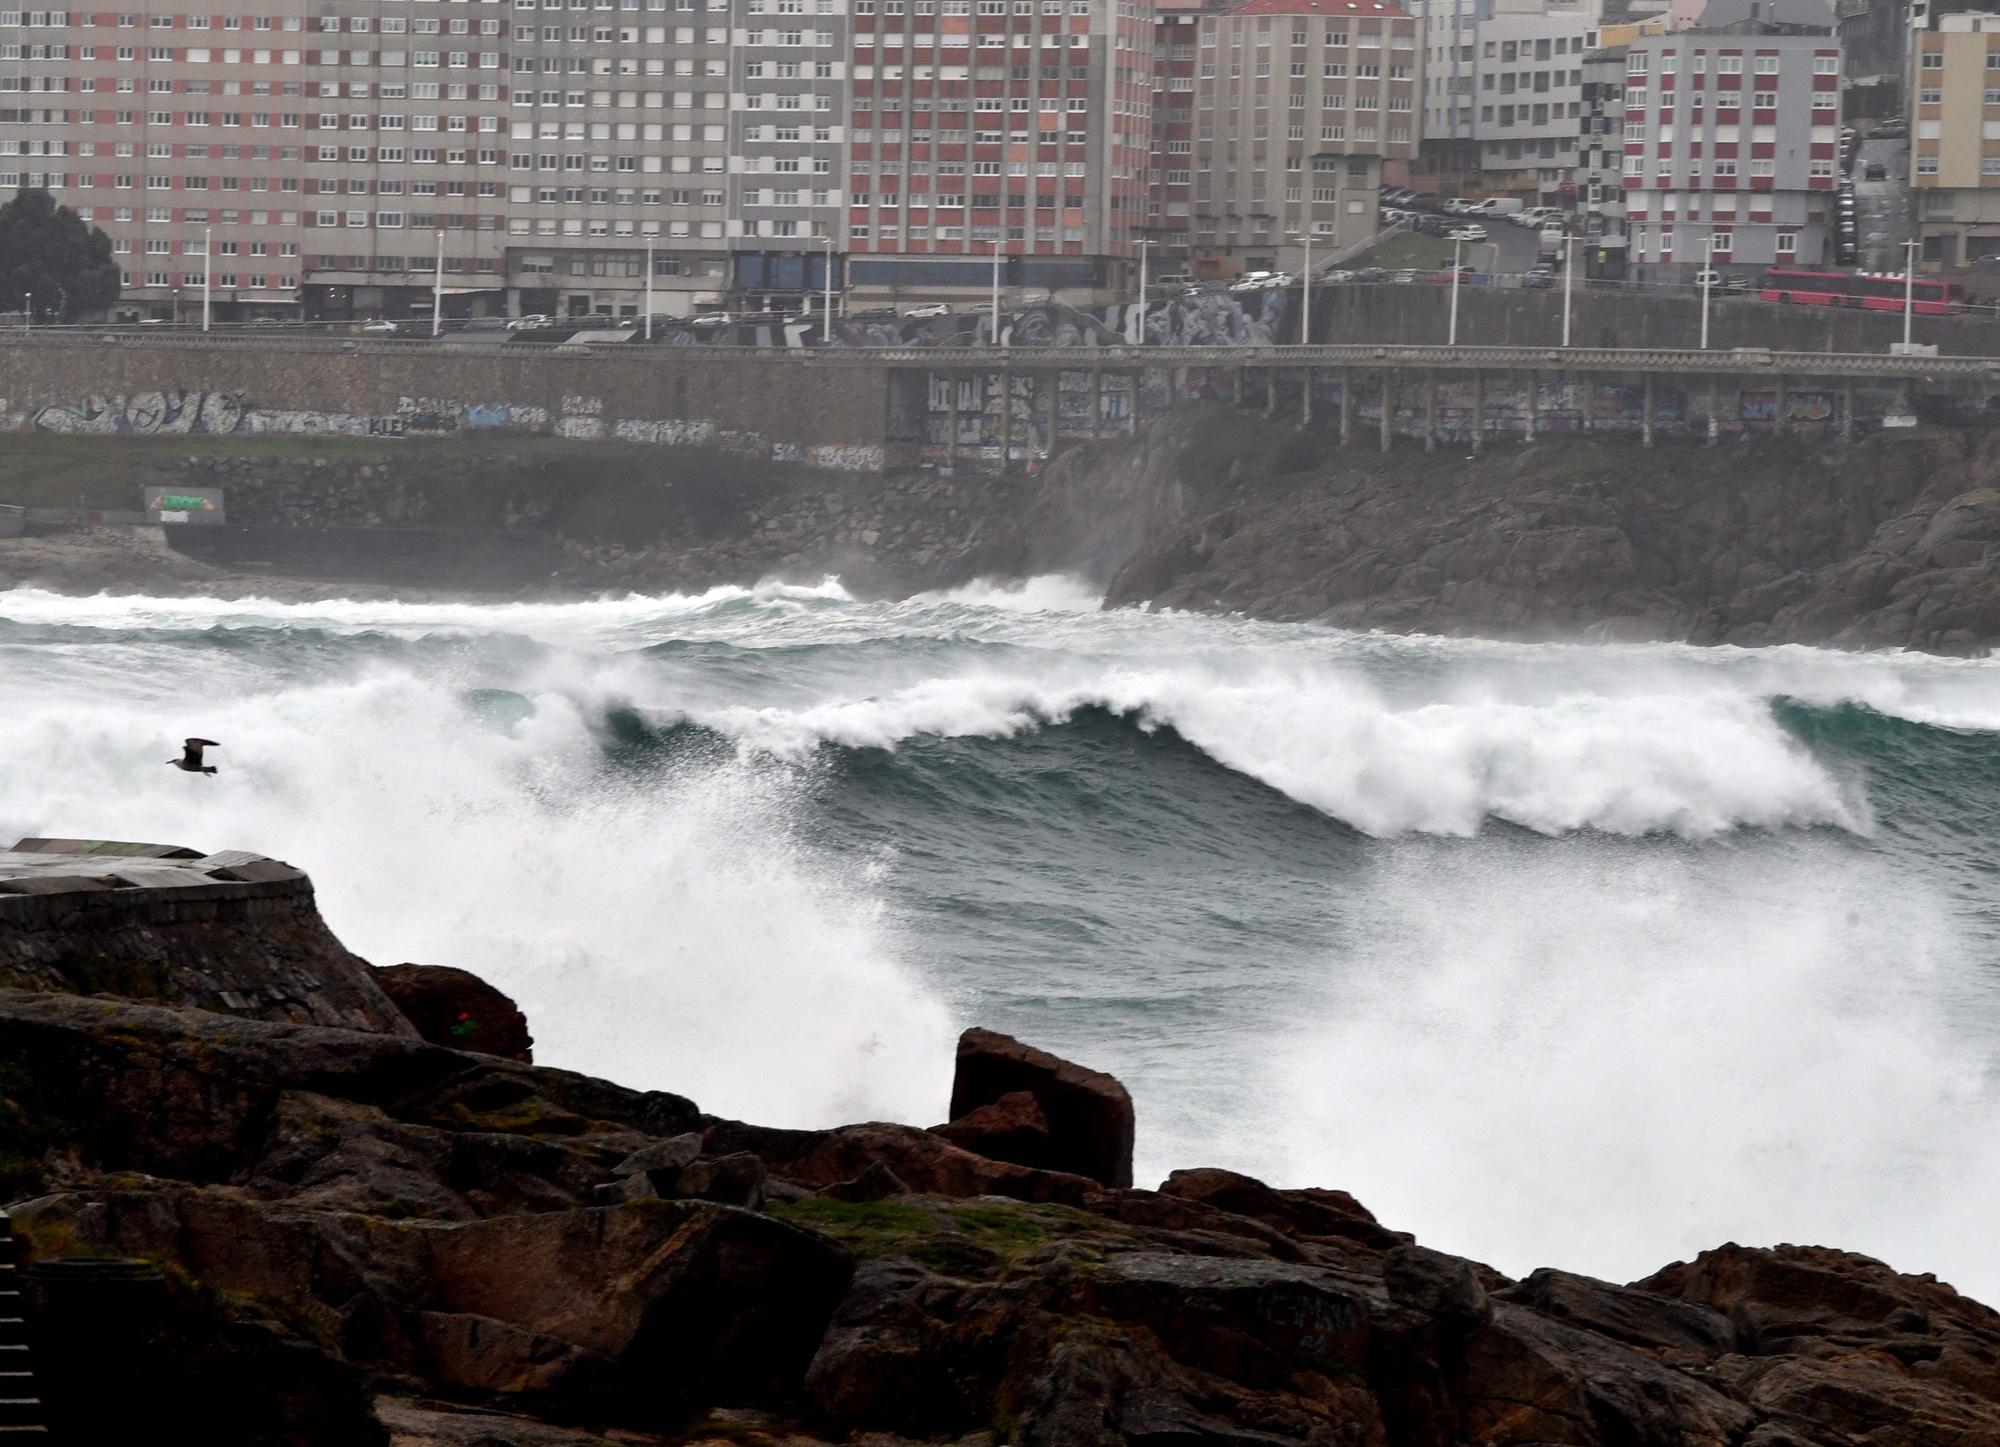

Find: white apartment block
[1469,3,1600,197]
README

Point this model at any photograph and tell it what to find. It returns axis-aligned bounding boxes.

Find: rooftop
[1225,0,1412,16]
[0,838,304,897]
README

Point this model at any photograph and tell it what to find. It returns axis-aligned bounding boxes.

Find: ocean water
[2,577,1996,1299]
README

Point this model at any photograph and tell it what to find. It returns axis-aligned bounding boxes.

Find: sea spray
[3,577,1998,1299]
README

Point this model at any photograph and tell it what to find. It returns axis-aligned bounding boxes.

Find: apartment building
[1622,9,1842,270]
[1470,3,1599,199]
[1577,42,1627,234]
[0,0,796,321]
[1192,0,1417,275]
[1140,0,1204,272]
[838,0,1155,302]
[1910,8,2000,268]
[1410,0,1485,178]
[730,0,846,304]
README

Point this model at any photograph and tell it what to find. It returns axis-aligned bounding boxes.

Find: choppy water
[2,577,1996,1297]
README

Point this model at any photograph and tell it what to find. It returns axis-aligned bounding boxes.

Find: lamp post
[1902,236,1918,348]
[989,237,1004,349]
[644,235,654,341]
[1700,234,1713,351]
[171,285,180,326]
[823,230,835,340]
[20,292,28,332]
[1562,233,1576,348]
[202,225,212,333]
[1137,236,1152,312]
[431,230,445,338]
[1448,233,1463,346]
[1290,229,1313,344]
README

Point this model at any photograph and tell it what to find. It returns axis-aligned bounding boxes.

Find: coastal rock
[931,1089,1054,1170]
[371,962,534,1062]
[944,1028,1135,1189]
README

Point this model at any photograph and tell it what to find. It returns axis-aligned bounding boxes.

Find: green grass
[1349,232,1459,270]
[770,1196,1132,1280]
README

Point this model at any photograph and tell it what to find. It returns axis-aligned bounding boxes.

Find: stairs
[0,1216,46,1435]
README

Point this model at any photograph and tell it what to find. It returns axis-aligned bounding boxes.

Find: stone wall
[0,338,894,472]
[0,838,414,1037]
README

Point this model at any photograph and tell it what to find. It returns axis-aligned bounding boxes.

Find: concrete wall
[0,339,894,473]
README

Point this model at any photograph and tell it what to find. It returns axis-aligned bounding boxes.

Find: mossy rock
[771,1196,1132,1281]
[0,1056,74,1202]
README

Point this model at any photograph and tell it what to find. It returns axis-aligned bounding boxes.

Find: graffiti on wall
[17,384,884,470]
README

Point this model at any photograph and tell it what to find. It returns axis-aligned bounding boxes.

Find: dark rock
[815,1160,911,1203]
[371,962,534,1062]
[1157,1167,1407,1253]
[932,1089,1054,1170]
[672,1150,766,1210]
[1384,1243,1492,1326]
[1497,1267,1735,1359]
[945,1028,1134,1189]
[701,1118,1104,1206]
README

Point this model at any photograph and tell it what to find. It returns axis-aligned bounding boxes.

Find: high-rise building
[0,0,800,322]
[730,0,847,307]
[1141,0,1206,274]
[839,0,1156,304]
[1191,0,1417,276]
[1909,8,2000,268]
[1623,5,1842,270]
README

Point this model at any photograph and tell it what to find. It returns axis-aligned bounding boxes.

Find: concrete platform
[0,838,305,901]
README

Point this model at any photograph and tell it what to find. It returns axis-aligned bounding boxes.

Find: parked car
[1228,271,1276,291]
[458,316,509,332]
[507,314,553,330]
[1875,120,1908,139]
[904,303,953,318]
[360,319,400,334]
[689,311,735,328]
[1864,161,1888,180]
[1694,270,1750,294]
[1521,272,1556,290]
[1445,224,1488,242]
[1317,269,1356,283]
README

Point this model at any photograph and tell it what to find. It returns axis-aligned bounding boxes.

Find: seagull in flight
[171,738,220,775]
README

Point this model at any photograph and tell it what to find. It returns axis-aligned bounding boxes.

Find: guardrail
[3,331,1992,380]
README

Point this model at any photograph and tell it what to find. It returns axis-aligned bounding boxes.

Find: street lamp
[1902,237,1919,349]
[1289,229,1313,344]
[202,224,213,333]
[20,292,28,332]
[1448,233,1463,346]
[1562,233,1576,348]
[644,235,655,342]
[822,230,836,340]
[989,237,1005,349]
[1700,235,1713,351]
[1136,236,1153,312]
[431,230,445,338]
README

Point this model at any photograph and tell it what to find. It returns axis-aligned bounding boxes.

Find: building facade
[1910,9,2000,268]
[1470,3,1600,199]
[0,0,843,321]
[729,0,848,307]
[837,0,1155,302]
[1622,20,1842,270]
[1578,41,1627,232]
[1140,0,1204,273]
[1192,0,1417,274]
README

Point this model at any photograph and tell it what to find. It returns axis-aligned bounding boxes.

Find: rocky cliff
[5,417,2000,651]
[2,851,1997,1446]
[989,409,2000,655]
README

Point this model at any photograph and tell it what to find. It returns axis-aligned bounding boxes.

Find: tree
[0,188,121,323]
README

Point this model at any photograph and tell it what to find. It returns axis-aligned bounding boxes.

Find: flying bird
[171,738,220,775]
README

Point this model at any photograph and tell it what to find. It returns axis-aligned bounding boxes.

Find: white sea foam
[690,665,1867,838]
[1253,840,2000,1293]
[3,579,1998,1301]
[0,667,955,1129]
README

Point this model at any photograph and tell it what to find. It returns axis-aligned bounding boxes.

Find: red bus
[1759,268,1965,313]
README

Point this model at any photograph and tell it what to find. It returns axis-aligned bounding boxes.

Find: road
[1854,137,1911,273]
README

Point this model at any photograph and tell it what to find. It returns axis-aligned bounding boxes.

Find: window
[1917,155,1939,175]
[1775,232,1796,254]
